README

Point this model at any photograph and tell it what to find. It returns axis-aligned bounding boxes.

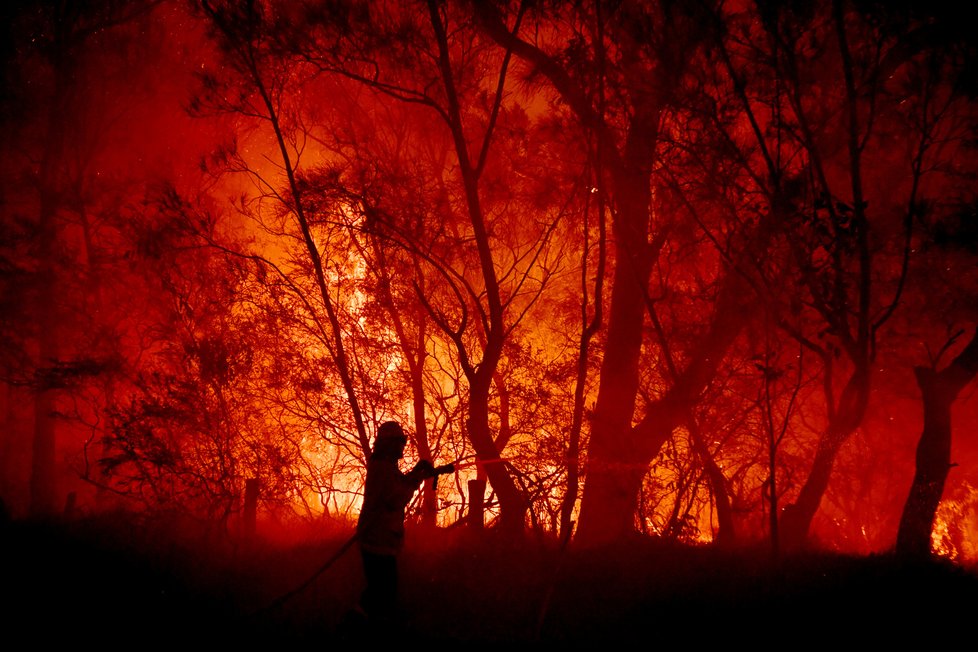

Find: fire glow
[1,0,977,568]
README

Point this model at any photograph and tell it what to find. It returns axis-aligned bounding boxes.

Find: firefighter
[356,420,436,627]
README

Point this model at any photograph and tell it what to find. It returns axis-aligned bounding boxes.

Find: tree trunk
[425,0,528,532]
[780,365,870,550]
[30,27,73,519]
[30,384,58,517]
[468,477,487,529]
[243,478,259,540]
[373,240,437,526]
[413,373,438,527]
[767,417,781,560]
[689,419,735,545]
[560,190,605,542]
[896,329,978,558]
[203,1,372,457]
[32,178,61,518]
[30,179,60,518]
[574,154,656,546]
[575,193,780,546]
[467,377,527,532]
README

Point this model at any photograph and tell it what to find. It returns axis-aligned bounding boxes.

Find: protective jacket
[357,452,427,555]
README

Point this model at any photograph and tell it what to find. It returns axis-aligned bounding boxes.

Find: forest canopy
[1,0,977,563]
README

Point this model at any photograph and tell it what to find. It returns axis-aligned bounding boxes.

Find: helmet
[373,421,407,460]
[376,421,406,442]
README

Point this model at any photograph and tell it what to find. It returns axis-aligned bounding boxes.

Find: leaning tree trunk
[688,418,736,545]
[896,329,978,558]
[779,365,870,550]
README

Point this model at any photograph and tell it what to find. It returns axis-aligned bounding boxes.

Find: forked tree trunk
[896,329,978,558]
[574,159,657,546]
[575,195,780,546]
[467,381,527,532]
[424,0,529,532]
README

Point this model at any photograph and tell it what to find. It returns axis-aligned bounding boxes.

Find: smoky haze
[0,0,977,641]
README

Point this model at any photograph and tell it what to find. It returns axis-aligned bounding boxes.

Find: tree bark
[780,364,870,549]
[427,0,528,532]
[896,329,978,558]
[573,148,658,546]
[468,477,487,529]
[689,418,736,545]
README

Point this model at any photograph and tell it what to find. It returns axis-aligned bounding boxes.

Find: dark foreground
[3,516,977,646]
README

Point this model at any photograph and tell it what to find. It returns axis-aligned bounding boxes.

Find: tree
[286,0,585,531]
[756,0,978,548]
[897,329,978,557]
[0,0,165,517]
[195,0,375,462]
[475,0,813,546]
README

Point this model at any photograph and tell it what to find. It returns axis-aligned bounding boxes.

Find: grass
[3,515,976,645]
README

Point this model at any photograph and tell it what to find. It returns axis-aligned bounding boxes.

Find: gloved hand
[413,459,436,478]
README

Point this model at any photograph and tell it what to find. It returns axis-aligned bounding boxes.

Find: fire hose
[252,462,455,616]
[430,463,455,490]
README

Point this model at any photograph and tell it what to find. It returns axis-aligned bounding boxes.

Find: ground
[3,515,976,645]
